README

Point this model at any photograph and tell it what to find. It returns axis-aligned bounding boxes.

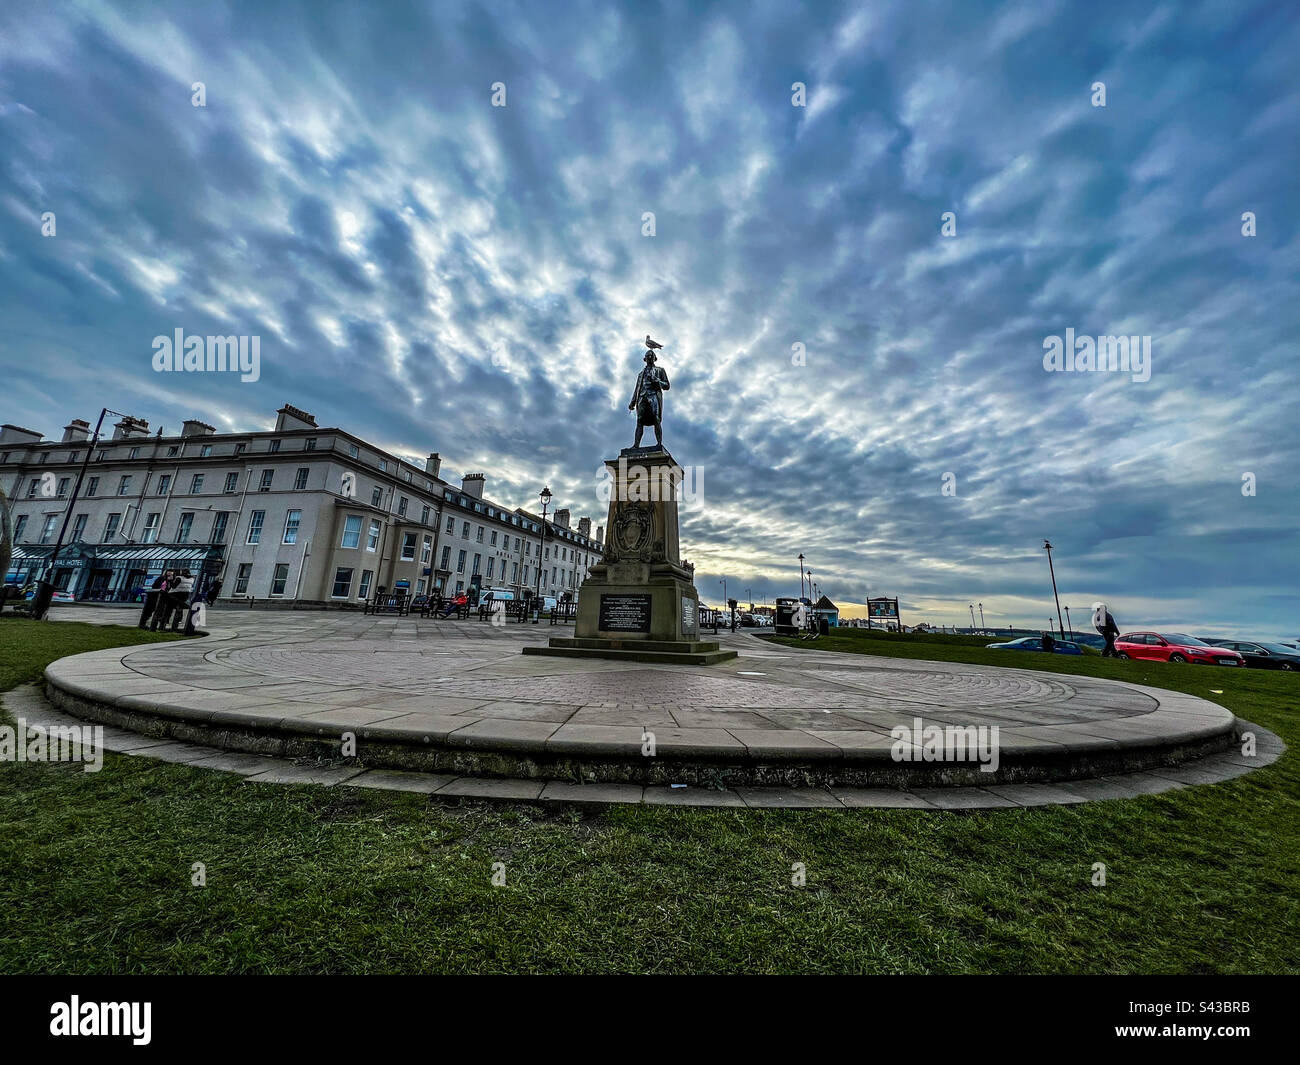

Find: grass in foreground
[0,619,1296,974]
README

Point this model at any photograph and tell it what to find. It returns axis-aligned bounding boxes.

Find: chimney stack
[274,404,317,432]
[556,508,571,528]
[0,424,43,445]
[61,419,90,444]
[595,525,604,545]
[427,452,442,479]
[181,419,216,437]
[577,517,591,538]
[112,416,150,440]
[461,473,485,498]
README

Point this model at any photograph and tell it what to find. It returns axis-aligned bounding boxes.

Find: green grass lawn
[0,618,1296,974]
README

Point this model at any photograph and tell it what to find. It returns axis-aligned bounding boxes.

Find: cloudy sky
[1,0,1296,635]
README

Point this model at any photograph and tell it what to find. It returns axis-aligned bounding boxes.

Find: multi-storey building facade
[1,404,602,607]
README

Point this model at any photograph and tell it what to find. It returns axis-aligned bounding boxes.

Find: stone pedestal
[522,446,736,665]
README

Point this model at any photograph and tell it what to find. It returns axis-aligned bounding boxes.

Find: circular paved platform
[35,610,1265,806]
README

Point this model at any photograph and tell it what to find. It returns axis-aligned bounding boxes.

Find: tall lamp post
[969,603,976,632]
[978,602,985,630]
[1043,539,1065,640]
[532,486,551,622]
[33,406,132,621]
[1064,605,1072,639]
[798,553,805,599]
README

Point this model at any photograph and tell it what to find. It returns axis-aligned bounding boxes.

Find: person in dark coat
[205,577,222,606]
[1092,601,1120,657]
[140,570,172,628]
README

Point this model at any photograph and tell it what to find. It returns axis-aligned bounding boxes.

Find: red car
[1114,632,1244,666]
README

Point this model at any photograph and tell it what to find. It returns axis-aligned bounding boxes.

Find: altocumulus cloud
[0,0,1296,634]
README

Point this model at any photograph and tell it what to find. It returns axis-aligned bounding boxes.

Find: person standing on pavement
[140,570,172,629]
[168,570,195,631]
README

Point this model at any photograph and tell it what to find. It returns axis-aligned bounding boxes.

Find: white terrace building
[1,404,602,607]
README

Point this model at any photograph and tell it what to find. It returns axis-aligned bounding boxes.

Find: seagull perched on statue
[645,335,663,351]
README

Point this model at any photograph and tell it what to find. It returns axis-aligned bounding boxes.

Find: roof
[814,594,838,610]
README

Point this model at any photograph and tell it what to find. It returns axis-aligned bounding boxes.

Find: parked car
[1114,632,1244,666]
[987,637,1084,655]
[1202,639,1300,671]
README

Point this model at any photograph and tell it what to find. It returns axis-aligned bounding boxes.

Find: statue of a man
[628,349,670,448]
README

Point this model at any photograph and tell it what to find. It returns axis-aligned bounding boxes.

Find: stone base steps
[3,683,1284,808]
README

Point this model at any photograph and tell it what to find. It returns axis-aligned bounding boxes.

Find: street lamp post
[1043,539,1066,640]
[969,603,977,632]
[1064,605,1072,639]
[978,602,985,630]
[33,406,131,621]
[532,486,551,622]
[798,554,805,600]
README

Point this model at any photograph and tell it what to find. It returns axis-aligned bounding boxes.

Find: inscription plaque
[599,593,652,633]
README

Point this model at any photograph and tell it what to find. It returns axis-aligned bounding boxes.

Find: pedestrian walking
[1092,602,1120,657]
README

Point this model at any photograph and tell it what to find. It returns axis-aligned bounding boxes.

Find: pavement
[23,604,1283,807]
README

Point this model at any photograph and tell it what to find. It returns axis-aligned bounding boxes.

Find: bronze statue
[628,348,670,448]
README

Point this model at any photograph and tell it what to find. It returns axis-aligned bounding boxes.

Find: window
[283,509,302,544]
[421,505,430,525]
[212,512,229,544]
[367,520,381,551]
[166,446,179,457]
[128,447,140,459]
[358,569,373,599]
[416,578,426,594]
[401,532,417,561]
[223,472,239,493]
[514,537,520,552]
[475,527,484,543]
[440,546,451,570]
[270,563,289,596]
[511,562,518,583]
[331,567,353,598]
[371,486,383,508]
[234,563,252,595]
[486,558,495,580]
[294,468,309,490]
[472,554,481,576]
[341,515,362,549]
[141,513,161,544]
[86,477,99,497]
[102,513,119,542]
[306,438,317,451]
[177,512,194,542]
[421,535,432,563]
[398,496,408,517]
[200,444,212,458]
[490,530,498,546]
[461,521,470,539]
[258,469,273,492]
[247,510,265,544]
[378,459,388,473]
[38,453,49,465]
[117,475,132,496]
[269,439,281,453]
[348,443,359,459]
[235,443,246,455]
[189,473,204,494]
[456,550,466,573]
[13,515,28,541]
[25,479,37,499]
[445,516,455,534]
[71,514,87,542]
